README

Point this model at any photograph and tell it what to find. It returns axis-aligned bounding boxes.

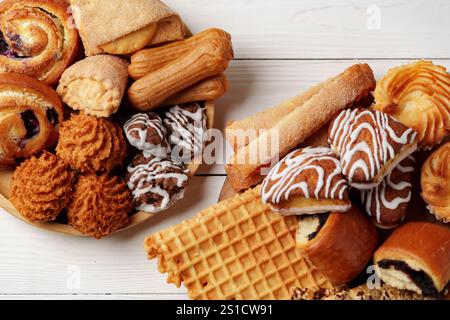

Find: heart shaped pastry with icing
[328,108,418,190]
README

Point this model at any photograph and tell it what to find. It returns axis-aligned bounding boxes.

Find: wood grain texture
[164,0,450,59]
[1,0,449,300]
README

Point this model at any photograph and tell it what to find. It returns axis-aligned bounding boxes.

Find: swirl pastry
[57,55,128,118]
[67,174,132,239]
[164,103,207,163]
[0,73,64,167]
[374,61,450,149]
[261,147,351,215]
[56,114,126,174]
[360,156,415,229]
[0,0,80,86]
[126,152,189,213]
[123,112,171,158]
[421,142,450,222]
[11,151,74,222]
[329,108,418,190]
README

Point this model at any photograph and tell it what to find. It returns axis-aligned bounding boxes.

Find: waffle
[145,187,332,300]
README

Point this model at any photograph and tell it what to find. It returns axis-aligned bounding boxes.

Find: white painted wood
[164,0,450,59]
[1,0,450,300]
[0,176,225,297]
[198,59,450,175]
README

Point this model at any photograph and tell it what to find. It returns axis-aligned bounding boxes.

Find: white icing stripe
[124,113,170,157]
[164,104,206,162]
[329,109,417,185]
[261,147,349,205]
[360,157,415,225]
[127,154,189,213]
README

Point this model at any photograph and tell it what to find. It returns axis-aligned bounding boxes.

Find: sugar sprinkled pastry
[260,147,351,215]
[126,153,189,213]
[360,156,415,229]
[164,103,206,163]
[421,142,450,223]
[374,60,450,149]
[328,108,418,190]
[123,112,171,158]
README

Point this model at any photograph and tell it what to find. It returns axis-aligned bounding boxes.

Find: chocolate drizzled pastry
[164,103,206,163]
[329,108,418,190]
[261,147,351,215]
[360,155,415,229]
[126,152,189,213]
[124,112,171,158]
[11,152,74,222]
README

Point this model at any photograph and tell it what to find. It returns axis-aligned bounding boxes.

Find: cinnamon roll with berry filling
[0,0,80,86]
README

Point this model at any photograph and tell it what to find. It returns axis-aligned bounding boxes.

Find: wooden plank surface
[1,0,449,300]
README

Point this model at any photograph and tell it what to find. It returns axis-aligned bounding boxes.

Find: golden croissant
[374,60,450,148]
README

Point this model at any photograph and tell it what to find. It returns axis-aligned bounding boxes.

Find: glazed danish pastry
[374,61,450,149]
[0,0,80,86]
[0,73,64,167]
[421,142,450,223]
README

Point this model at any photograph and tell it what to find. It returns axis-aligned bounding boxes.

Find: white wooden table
[1,0,449,300]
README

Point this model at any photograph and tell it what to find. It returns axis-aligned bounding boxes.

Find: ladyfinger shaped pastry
[360,156,415,229]
[128,35,233,110]
[374,61,450,149]
[328,108,418,190]
[374,222,450,297]
[297,206,378,286]
[421,142,450,223]
[261,147,351,215]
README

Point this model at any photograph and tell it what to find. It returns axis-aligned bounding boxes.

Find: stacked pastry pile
[147,61,450,300]
[0,0,233,238]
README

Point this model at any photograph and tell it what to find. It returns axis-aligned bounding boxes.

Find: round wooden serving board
[0,102,215,237]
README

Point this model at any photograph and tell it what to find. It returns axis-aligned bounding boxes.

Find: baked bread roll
[329,108,418,190]
[70,0,184,56]
[260,147,351,215]
[57,55,129,117]
[297,206,378,286]
[374,61,450,149]
[0,73,64,167]
[421,142,450,223]
[374,222,450,297]
[0,0,80,86]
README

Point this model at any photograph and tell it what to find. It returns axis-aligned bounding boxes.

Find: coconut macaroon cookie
[374,222,450,298]
[260,147,351,215]
[328,108,418,190]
